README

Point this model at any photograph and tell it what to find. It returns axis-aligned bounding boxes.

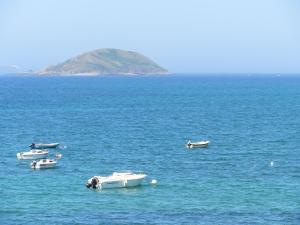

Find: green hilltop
[40,48,168,75]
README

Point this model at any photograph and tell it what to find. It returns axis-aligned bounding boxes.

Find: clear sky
[0,0,299,73]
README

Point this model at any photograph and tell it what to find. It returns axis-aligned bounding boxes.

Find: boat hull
[32,143,59,149]
[126,178,145,187]
[87,173,147,190]
[100,177,145,189]
[31,160,57,169]
[186,141,210,149]
[32,162,56,169]
[17,152,48,160]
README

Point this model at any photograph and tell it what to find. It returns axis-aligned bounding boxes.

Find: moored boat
[186,140,210,149]
[30,143,59,149]
[31,158,57,169]
[86,172,147,190]
[17,149,49,160]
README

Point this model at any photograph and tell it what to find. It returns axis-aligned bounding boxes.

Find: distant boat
[186,140,210,149]
[17,149,49,160]
[29,143,59,149]
[86,172,147,190]
[31,158,57,169]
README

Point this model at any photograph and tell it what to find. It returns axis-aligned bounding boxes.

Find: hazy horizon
[1,0,300,74]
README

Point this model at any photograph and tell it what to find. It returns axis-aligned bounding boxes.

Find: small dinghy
[17,149,49,160]
[31,158,57,169]
[30,143,59,149]
[86,172,147,190]
[186,140,210,149]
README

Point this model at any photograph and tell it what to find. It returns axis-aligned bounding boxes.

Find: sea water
[0,75,299,224]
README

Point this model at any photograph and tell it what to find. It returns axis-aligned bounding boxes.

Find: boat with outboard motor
[30,154,62,169]
[30,143,59,149]
[186,140,210,149]
[86,171,147,190]
[31,158,57,169]
[17,149,49,160]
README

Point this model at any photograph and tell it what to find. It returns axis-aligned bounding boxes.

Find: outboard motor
[32,161,37,169]
[91,177,98,189]
[86,177,98,189]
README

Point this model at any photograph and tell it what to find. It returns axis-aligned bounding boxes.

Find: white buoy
[270,161,274,167]
[151,179,157,185]
[56,153,62,160]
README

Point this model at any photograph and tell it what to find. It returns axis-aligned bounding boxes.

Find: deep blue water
[0,75,299,224]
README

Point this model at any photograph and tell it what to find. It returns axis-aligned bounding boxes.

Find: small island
[39,48,168,76]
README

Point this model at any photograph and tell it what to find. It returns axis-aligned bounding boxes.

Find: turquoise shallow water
[0,75,299,224]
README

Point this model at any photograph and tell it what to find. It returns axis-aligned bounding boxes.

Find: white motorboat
[31,158,57,169]
[86,172,147,190]
[186,140,210,149]
[17,149,49,160]
[29,143,59,149]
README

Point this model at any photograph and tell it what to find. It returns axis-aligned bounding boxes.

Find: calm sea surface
[0,75,299,224]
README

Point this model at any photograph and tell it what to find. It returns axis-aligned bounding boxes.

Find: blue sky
[0,0,299,73]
